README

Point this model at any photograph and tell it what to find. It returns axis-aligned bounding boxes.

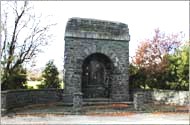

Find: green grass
[60,81,64,89]
[27,81,64,89]
[27,81,41,89]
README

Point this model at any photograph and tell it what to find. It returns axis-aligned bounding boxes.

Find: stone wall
[132,89,189,106]
[1,89,63,113]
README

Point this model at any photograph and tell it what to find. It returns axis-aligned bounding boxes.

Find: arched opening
[82,53,113,98]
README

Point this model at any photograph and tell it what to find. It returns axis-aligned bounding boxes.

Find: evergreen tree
[38,60,60,88]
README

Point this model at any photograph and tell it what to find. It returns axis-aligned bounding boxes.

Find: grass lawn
[27,81,64,89]
[27,81,41,89]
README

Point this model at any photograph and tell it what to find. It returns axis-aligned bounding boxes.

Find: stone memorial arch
[64,17,130,103]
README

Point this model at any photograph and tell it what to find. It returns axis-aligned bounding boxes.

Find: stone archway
[82,53,113,99]
[64,17,130,103]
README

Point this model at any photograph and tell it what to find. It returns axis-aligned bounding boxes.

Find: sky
[2,1,189,70]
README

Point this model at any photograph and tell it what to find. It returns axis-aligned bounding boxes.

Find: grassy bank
[27,81,64,89]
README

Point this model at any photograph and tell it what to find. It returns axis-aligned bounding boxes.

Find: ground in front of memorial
[1,103,189,124]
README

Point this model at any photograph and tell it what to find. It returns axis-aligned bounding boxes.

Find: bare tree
[1,1,55,89]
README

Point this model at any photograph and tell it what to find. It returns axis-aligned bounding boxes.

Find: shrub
[1,65,28,90]
[38,60,61,88]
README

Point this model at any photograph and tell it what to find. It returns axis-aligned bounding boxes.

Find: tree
[131,28,184,89]
[165,42,189,90]
[133,28,182,71]
[1,65,28,89]
[1,1,55,90]
[129,64,146,89]
[38,60,60,89]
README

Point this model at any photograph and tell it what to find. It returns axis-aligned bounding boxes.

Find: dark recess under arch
[82,53,113,98]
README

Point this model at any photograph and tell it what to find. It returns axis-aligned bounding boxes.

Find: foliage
[1,65,27,90]
[1,1,54,90]
[129,64,146,89]
[165,43,189,90]
[133,28,182,71]
[130,29,187,90]
[38,60,61,89]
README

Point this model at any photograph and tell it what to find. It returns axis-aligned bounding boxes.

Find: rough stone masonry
[63,17,130,103]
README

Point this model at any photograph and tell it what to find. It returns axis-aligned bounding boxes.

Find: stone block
[73,92,83,114]
[134,92,145,111]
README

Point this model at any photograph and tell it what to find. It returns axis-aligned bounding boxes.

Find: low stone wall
[1,89,63,114]
[132,89,189,106]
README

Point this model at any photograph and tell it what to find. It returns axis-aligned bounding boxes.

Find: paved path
[1,113,189,124]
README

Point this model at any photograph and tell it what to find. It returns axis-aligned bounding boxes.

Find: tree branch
[6,1,27,71]
[1,12,8,59]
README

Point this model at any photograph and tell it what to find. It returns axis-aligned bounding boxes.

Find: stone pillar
[73,92,83,114]
[134,92,144,111]
[1,92,7,115]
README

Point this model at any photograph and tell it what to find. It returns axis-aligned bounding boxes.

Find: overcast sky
[2,1,189,70]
